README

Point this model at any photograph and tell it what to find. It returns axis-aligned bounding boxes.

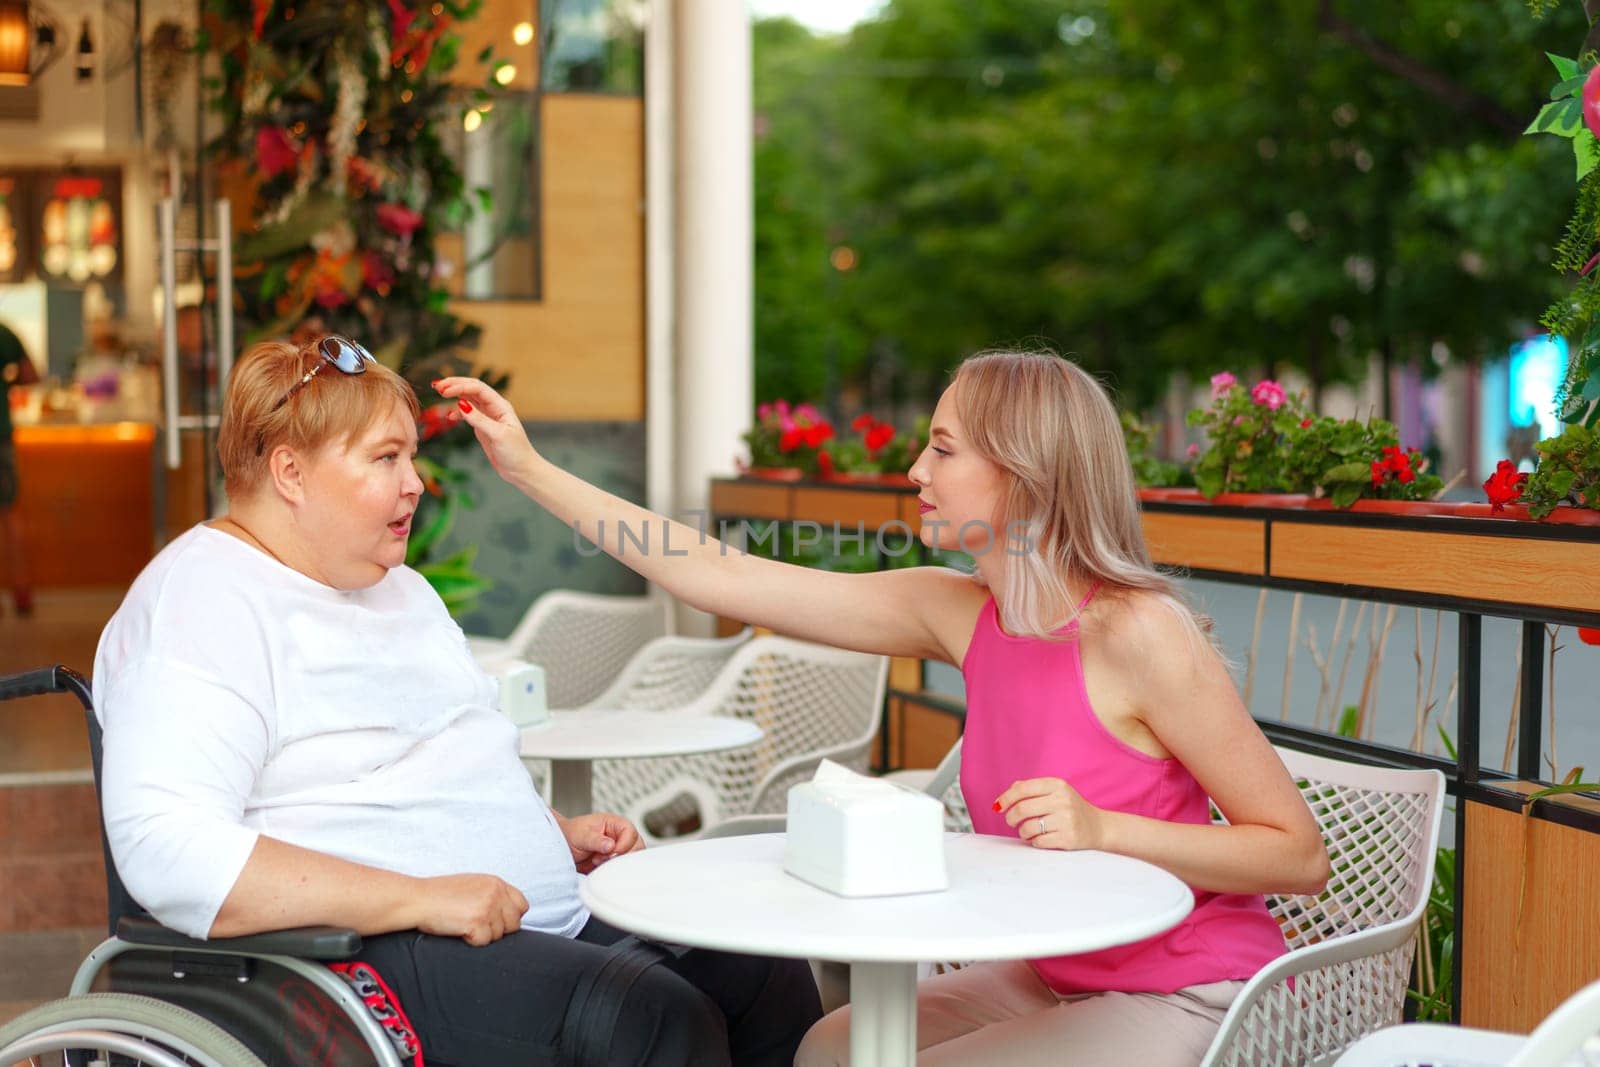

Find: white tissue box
[783,760,948,897]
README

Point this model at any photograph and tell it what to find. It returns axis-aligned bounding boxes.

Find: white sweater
[93,525,586,940]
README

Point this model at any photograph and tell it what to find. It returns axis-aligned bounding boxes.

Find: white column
[670,0,752,635]
[645,0,677,520]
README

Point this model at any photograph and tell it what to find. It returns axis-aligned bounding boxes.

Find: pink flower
[376,202,424,238]
[1232,415,1246,426]
[775,399,791,419]
[757,403,773,421]
[256,126,301,180]
[1250,380,1286,410]
[1185,443,1200,459]
[1585,65,1600,141]
[795,403,822,422]
[1209,371,1237,397]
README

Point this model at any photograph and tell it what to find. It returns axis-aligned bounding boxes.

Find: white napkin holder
[783,759,947,897]
[495,661,550,729]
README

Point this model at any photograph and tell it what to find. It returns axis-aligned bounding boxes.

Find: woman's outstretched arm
[437,377,975,663]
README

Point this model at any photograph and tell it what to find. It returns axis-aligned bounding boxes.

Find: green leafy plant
[1121,411,1183,489]
[1522,423,1600,516]
[1186,374,1312,497]
[1526,45,1600,426]
[826,413,921,476]
[1283,416,1444,507]
[1408,845,1457,1022]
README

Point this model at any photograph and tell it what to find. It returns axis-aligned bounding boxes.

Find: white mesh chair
[467,590,668,709]
[589,635,889,844]
[1332,977,1600,1067]
[1200,750,1447,1067]
[580,628,754,711]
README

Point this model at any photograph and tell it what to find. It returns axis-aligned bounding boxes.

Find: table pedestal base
[848,962,918,1067]
[550,760,593,816]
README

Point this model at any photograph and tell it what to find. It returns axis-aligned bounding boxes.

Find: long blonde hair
[951,349,1216,652]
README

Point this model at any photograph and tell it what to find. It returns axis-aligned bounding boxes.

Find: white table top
[519,709,763,761]
[581,832,1194,964]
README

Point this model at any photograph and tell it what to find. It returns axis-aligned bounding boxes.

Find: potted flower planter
[1303,498,1458,517]
[1136,487,1205,503]
[822,471,915,488]
[1450,502,1600,525]
[1209,492,1311,508]
[741,466,805,482]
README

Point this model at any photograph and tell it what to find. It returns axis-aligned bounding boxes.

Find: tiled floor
[0,926,107,1026]
[1,588,123,1025]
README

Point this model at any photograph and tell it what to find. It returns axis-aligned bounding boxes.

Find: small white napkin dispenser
[783,760,948,897]
[495,661,549,729]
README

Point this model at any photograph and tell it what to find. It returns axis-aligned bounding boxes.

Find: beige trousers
[794,959,1244,1067]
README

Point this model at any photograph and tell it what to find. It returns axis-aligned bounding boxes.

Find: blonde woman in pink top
[441,349,1330,1066]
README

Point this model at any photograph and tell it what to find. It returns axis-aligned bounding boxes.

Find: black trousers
[353,916,822,1066]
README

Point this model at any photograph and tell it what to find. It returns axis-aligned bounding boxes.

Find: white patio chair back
[1201,749,1447,1067]
[1331,976,1600,1067]
[590,635,889,844]
[581,629,753,710]
[468,590,668,709]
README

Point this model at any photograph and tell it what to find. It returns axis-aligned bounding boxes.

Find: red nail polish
[430,379,442,389]
[459,400,473,414]
[992,801,1002,812]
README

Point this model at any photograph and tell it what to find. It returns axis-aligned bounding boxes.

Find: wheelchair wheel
[0,992,266,1066]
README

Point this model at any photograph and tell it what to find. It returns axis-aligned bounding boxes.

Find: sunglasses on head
[255,336,379,456]
[270,336,377,414]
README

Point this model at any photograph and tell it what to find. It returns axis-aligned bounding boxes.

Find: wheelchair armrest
[116,915,364,960]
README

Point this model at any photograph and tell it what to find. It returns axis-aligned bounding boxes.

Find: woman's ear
[267,444,309,506]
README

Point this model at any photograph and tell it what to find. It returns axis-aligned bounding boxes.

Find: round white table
[581,831,1194,1066]
[519,710,763,816]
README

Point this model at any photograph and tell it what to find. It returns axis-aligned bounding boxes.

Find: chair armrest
[116,915,363,960]
[1200,915,1424,1067]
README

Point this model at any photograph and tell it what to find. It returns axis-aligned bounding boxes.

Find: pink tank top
[960,589,1287,996]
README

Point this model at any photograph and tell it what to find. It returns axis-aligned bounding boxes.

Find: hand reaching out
[994,777,1107,852]
[431,377,541,486]
[562,812,644,874]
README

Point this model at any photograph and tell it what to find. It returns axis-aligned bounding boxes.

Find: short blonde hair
[951,349,1216,651]
[218,339,420,499]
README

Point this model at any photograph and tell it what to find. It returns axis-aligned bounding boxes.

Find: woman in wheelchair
[91,337,821,1066]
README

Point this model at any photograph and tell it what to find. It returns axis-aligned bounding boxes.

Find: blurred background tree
[754,0,1584,414]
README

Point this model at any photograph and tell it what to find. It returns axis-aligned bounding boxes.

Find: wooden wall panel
[1272,526,1600,614]
[454,95,644,421]
[889,698,963,772]
[1462,797,1600,1031]
[1140,512,1266,575]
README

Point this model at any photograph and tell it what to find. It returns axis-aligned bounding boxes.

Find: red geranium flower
[852,414,874,433]
[817,450,835,478]
[865,424,895,453]
[802,423,833,448]
[419,403,454,442]
[778,429,803,452]
[1483,459,1527,513]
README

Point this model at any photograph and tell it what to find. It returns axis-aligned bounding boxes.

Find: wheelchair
[0,666,412,1067]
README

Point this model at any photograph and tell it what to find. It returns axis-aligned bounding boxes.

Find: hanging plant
[204,0,507,615]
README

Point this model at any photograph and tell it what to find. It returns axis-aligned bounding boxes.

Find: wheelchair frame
[0,664,405,1067]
